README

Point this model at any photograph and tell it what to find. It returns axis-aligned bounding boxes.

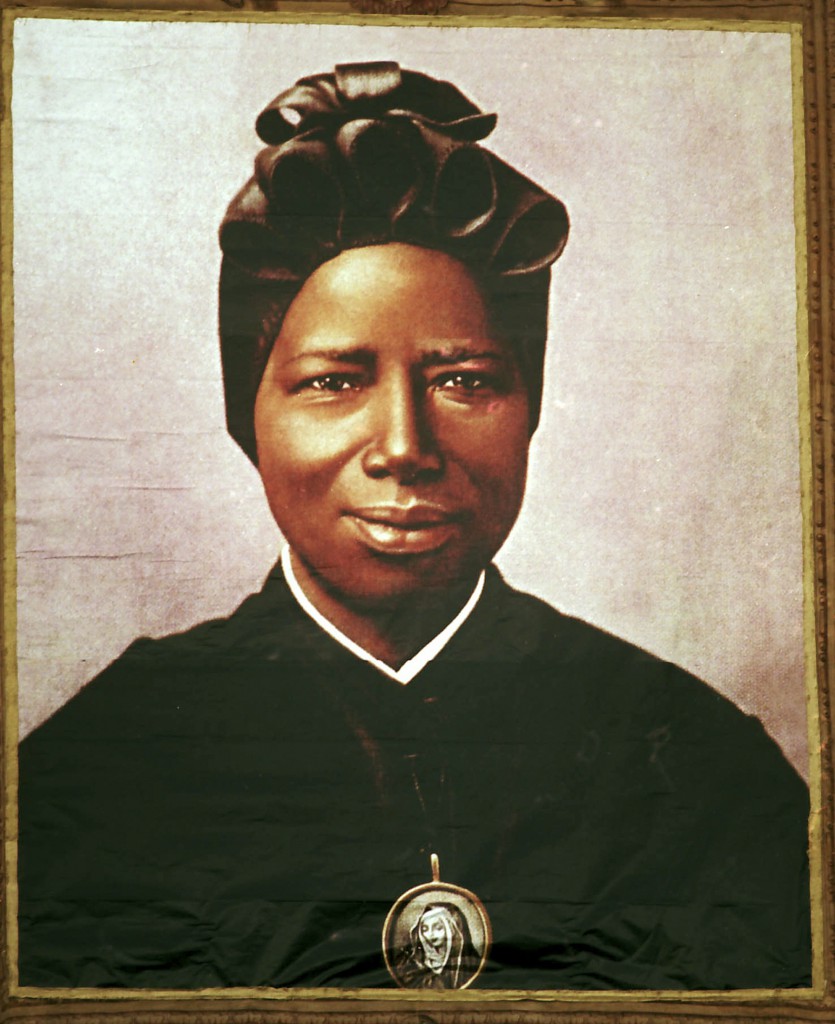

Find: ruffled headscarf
[219,62,569,463]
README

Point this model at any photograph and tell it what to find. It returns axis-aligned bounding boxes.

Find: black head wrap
[219,61,569,463]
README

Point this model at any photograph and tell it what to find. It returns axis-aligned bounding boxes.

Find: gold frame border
[1,4,832,1021]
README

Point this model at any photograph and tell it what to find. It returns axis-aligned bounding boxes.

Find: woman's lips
[344,505,461,555]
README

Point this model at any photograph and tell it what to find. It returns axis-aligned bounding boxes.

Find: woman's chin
[318,554,481,610]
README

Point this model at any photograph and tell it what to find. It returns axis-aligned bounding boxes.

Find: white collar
[280,546,485,685]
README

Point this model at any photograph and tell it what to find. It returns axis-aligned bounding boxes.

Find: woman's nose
[361,375,443,483]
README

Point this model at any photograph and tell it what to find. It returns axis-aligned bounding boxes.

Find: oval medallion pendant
[382,854,492,990]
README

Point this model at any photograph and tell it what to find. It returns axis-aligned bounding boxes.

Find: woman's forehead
[285,245,490,326]
[423,907,450,922]
[273,244,509,362]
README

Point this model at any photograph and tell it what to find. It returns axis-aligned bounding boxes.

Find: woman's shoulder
[471,566,805,789]
[19,563,314,748]
[468,565,703,687]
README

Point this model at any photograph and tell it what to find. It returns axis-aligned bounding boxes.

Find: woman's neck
[285,549,481,669]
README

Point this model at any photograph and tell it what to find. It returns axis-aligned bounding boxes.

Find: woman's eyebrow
[418,348,506,368]
[282,346,376,367]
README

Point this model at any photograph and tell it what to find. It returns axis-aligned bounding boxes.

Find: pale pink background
[11,19,808,774]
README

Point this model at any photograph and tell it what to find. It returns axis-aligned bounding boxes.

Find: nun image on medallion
[17,61,811,991]
[383,854,491,990]
[396,904,480,990]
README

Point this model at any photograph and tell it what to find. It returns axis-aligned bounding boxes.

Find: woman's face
[420,913,449,954]
[254,243,531,608]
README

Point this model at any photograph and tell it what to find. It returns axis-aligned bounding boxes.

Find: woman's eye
[300,374,362,393]
[433,371,497,394]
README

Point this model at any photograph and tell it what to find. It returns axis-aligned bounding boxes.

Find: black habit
[18,564,812,990]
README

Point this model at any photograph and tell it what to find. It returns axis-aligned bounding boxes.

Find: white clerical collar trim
[281,546,485,685]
